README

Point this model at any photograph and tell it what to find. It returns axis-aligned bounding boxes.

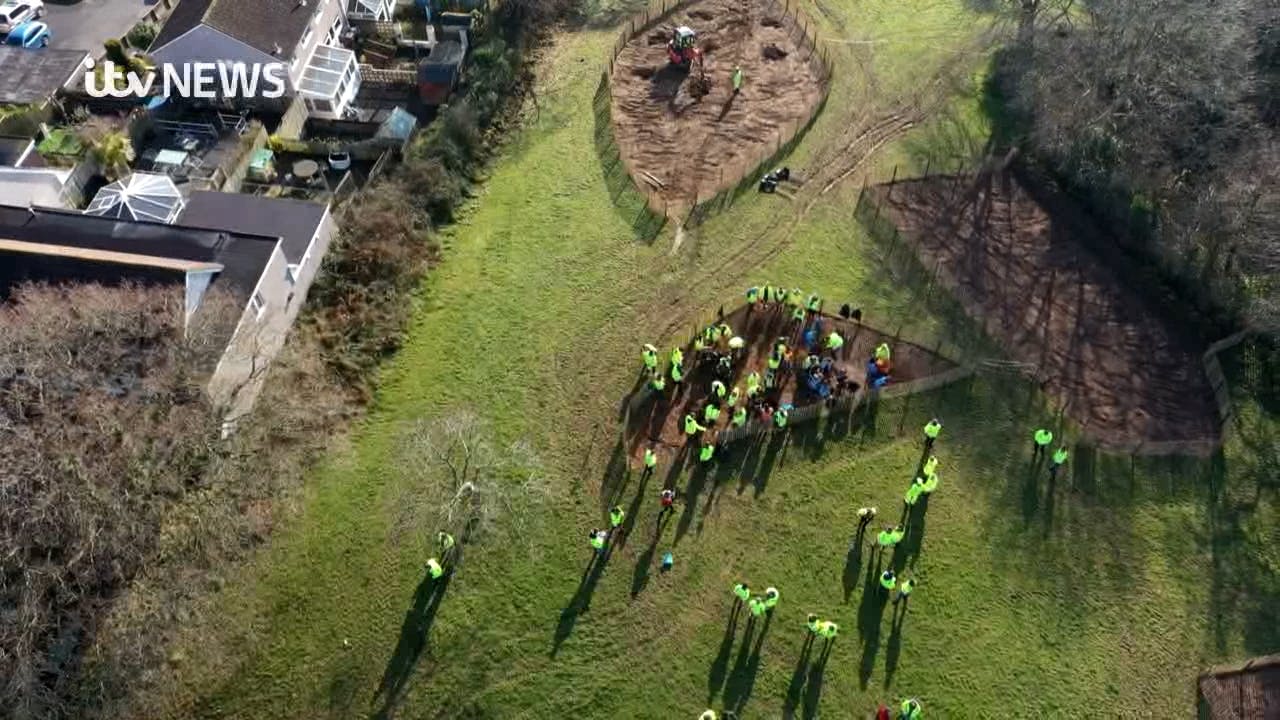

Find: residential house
[149,0,390,119]
[0,188,336,420]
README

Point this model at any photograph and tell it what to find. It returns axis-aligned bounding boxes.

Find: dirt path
[870,170,1221,446]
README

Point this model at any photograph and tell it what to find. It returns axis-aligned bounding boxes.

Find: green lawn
[152,0,1278,717]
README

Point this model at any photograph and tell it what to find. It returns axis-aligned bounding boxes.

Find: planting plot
[628,303,957,460]
[869,170,1221,449]
[610,0,827,205]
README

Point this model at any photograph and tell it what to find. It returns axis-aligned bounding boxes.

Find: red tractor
[667,26,702,69]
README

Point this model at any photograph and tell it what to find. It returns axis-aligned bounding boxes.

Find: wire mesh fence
[853,168,1233,458]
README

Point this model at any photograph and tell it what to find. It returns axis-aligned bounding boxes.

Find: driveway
[43,0,157,55]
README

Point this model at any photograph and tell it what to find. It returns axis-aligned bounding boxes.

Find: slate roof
[178,191,326,264]
[151,0,319,58]
[0,204,276,301]
[0,47,91,105]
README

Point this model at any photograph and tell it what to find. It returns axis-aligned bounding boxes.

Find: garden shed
[417,40,465,106]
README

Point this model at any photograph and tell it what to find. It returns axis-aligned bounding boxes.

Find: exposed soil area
[610,0,827,205]
[626,304,957,463]
[869,170,1221,446]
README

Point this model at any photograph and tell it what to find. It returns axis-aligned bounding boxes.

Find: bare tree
[0,282,230,719]
[392,411,547,554]
[992,0,1280,334]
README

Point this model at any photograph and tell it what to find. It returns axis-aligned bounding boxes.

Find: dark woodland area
[990,0,1278,336]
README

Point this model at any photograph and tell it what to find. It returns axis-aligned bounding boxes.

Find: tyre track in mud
[653,110,920,339]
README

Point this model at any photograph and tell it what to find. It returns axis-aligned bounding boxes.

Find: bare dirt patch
[610,0,827,205]
[869,170,1221,447]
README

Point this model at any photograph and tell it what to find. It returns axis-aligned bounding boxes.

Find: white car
[0,1,43,35]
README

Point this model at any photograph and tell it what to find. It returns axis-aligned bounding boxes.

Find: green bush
[306,184,435,396]
[104,38,128,66]
[398,158,465,224]
[36,128,84,157]
[0,104,41,137]
[125,21,158,50]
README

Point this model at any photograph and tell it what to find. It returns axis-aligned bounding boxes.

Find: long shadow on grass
[782,633,815,718]
[897,497,928,571]
[626,473,659,598]
[858,554,888,689]
[723,611,770,714]
[591,73,667,243]
[801,653,828,720]
[369,571,452,719]
[842,527,867,602]
[883,598,908,687]
[741,430,788,498]
[614,467,650,552]
[601,438,631,514]
[674,461,712,546]
[699,452,741,525]
[551,542,614,656]
[707,601,743,703]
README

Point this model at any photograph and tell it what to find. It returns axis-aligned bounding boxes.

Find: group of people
[855,506,920,604]
[745,283,827,325]
[424,531,456,580]
[732,581,780,620]
[632,291,1080,719]
[643,286,881,463]
[586,503,631,553]
[1032,426,1071,476]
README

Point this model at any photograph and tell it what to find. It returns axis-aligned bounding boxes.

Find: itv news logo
[82,58,289,99]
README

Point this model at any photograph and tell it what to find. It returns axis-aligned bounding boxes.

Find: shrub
[398,157,465,223]
[306,184,435,395]
[125,21,158,50]
[103,38,128,66]
[0,283,231,718]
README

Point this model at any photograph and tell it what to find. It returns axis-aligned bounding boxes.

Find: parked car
[0,1,44,35]
[327,151,351,171]
[3,19,47,47]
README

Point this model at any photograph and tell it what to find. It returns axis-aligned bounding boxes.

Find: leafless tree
[0,282,233,719]
[392,411,548,554]
[991,0,1279,333]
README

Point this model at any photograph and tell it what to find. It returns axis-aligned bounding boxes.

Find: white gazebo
[84,172,185,224]
[299,44,361,119]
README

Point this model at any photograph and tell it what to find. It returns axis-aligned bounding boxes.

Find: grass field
[150,0,1279,717]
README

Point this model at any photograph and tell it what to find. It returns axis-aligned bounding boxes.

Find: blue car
[4,20,49,47]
